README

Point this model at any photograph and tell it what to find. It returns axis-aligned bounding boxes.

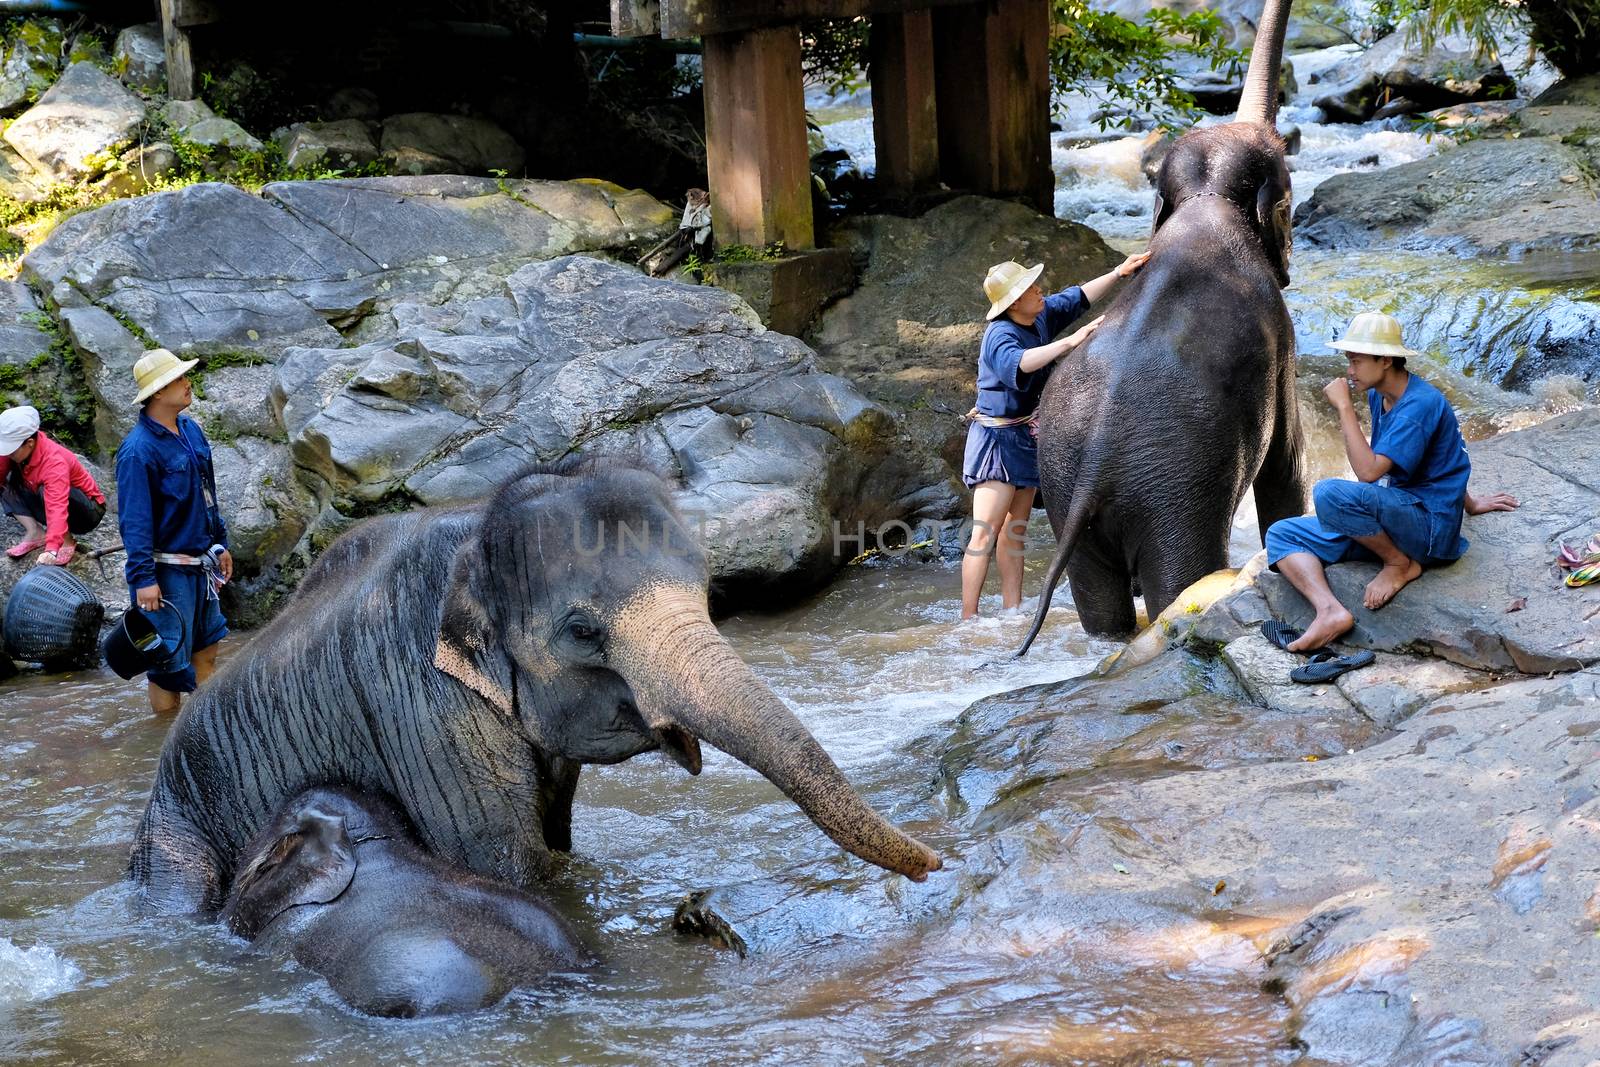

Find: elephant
[1019,0,1307,648]
[220,786,590,1018]
[129,458,941,915]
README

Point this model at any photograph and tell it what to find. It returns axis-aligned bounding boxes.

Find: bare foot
[1364,559,1422,610]
[1288,605,1354,651]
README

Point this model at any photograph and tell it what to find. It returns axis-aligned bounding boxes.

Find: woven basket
[2,567,105,668]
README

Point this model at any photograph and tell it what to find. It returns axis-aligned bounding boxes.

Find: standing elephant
[221,786,590,1018]
[130,459,940,915]
[1019,0,1307,648]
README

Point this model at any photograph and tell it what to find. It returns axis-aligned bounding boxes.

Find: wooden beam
[701,26,815,249]
[869,10,939,195]
[610,0,660,36]
[158,0,196,101]
[933,0,1053,214]
[170,0,221,28]
[659,0,970,40]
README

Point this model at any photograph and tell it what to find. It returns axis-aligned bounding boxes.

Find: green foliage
[796,8,1247,132]
[14,307,93,450]
[1364,0,1600,77]
[1051,0,1247,130]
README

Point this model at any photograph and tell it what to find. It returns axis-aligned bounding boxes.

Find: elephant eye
[562,616,604,648]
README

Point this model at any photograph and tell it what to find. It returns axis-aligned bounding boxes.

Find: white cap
[0,405,40,457]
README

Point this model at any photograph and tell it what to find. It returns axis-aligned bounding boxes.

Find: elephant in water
[1019,0,1308,648]
[221,787,590,1018]
[130,459,940,915]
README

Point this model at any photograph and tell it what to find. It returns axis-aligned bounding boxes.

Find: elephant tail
[1014,476,1100,659]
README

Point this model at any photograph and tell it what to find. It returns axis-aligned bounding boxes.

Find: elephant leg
[127,803,225,917]
[1137,507,1234,621]
[1065,529,1138,636]
[1253,353,1310,542]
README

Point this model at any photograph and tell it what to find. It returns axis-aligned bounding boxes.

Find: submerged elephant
[130,459,940,915]
[221,787,589,1018]
[1020,0,1308,647]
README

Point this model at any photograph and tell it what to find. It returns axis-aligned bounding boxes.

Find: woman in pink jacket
[0,405,107,566]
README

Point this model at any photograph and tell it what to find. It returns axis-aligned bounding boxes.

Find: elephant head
[220,787,401,938]
[431,460,942,882]
[1150,0,1294,286]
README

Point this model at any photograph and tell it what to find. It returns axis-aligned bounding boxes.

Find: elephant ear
[1256,179,1293,287]
[434,533,515,714]
[222,808,357,939]
[1150,193,1171,239]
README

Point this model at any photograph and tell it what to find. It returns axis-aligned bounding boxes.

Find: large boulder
[379,112,525,176]
[1312,29,1516,123]
[22,175,678,457]
[1294,136,1600,256]
[275,256,952,602]
[2,62,146,181]
[1261,407,1600,673]
[0,280,48,376]
[811,196,1122,486]
[111,23,165,92]
[0,18,64,116]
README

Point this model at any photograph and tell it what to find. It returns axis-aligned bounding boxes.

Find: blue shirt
[1368,375,1471,559]
[115,411,228,589]
[975,286,1091,418]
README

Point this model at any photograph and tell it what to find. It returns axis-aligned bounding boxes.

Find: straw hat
[1327,312,1419,358]
[132,348,198,404]
[983,261,1044,321]
[0,404,40,457]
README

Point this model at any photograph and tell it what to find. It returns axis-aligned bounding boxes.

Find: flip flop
[1567,560,1600,588]
[1290,649,1376,684]
[6,538,44,558]
[1557,534,1600,570]
[1261,619,1325,654]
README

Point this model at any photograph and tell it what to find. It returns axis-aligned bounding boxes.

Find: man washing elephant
[1266,312,1519,652]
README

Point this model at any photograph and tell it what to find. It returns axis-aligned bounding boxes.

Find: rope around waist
[153,547,228,602]
[962,408,1037,430]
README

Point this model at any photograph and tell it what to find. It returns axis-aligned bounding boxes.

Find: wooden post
[869,10,939,195]
[701,26,815,250]
[933,0,1053,214]
[158,0,195,101]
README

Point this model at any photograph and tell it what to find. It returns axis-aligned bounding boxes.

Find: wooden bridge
[611,0,1054,249]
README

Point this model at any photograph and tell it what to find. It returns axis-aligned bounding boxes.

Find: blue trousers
[1266,478,1449,569]
[130,562,229,693]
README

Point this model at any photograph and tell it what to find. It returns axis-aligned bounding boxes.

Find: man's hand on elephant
[1322,376,1355,411]
[217,548,234,581]
[1117,252,1152,278]
[1069,315,1106,348]
[137,583,162,611]
[1465,491,1519,515]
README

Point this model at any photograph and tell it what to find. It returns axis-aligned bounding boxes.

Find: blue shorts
[1266,478,1457,570]
[962,422,1039,489]
[128,561,229,693]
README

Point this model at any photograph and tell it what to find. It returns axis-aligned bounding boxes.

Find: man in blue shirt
[116,349,233,715]
[1265,313,1517,651]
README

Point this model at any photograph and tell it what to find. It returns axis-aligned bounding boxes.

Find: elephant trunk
[611,584,942,882]
[1237,0,1290,126]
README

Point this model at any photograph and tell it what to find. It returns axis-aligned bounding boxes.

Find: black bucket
[102,600,188,681]
[1,566,105,669]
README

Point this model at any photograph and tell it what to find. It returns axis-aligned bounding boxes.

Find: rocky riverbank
[675,406,1600,1064]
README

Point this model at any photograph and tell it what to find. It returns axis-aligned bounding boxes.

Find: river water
[2,52,1593,1066]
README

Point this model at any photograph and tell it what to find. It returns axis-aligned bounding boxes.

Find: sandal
[38,543,75,566]
[6,538,44,558]
[1557,534,1600,570]
[1567,560,1600,588]
[1261,619,1325,655]
[1290,649,1376,684]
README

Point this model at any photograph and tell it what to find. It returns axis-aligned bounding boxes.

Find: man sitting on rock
[1265,312,1518,652]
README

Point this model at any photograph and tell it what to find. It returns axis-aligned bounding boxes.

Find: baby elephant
[220,786,592,1018]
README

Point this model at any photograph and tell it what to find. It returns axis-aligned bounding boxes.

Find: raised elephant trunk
[610,583,942,882]
[1237,0,1291,126]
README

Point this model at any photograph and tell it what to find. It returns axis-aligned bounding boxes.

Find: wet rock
[3,62,147,181]
[163,99,263,155]
[111,23,165,92]
[1332,651,1491,728]
[379,112,525,176]
[272,119,379,172]
[1313,29,1515,122]
[0,18,64,116]
[937,666,1600,1062]
[1295,137,1600,256]
[1260,408,1600,673]
[812,196,1120,490]
[1220,633,1359,716]
[1174,61,1297,115]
